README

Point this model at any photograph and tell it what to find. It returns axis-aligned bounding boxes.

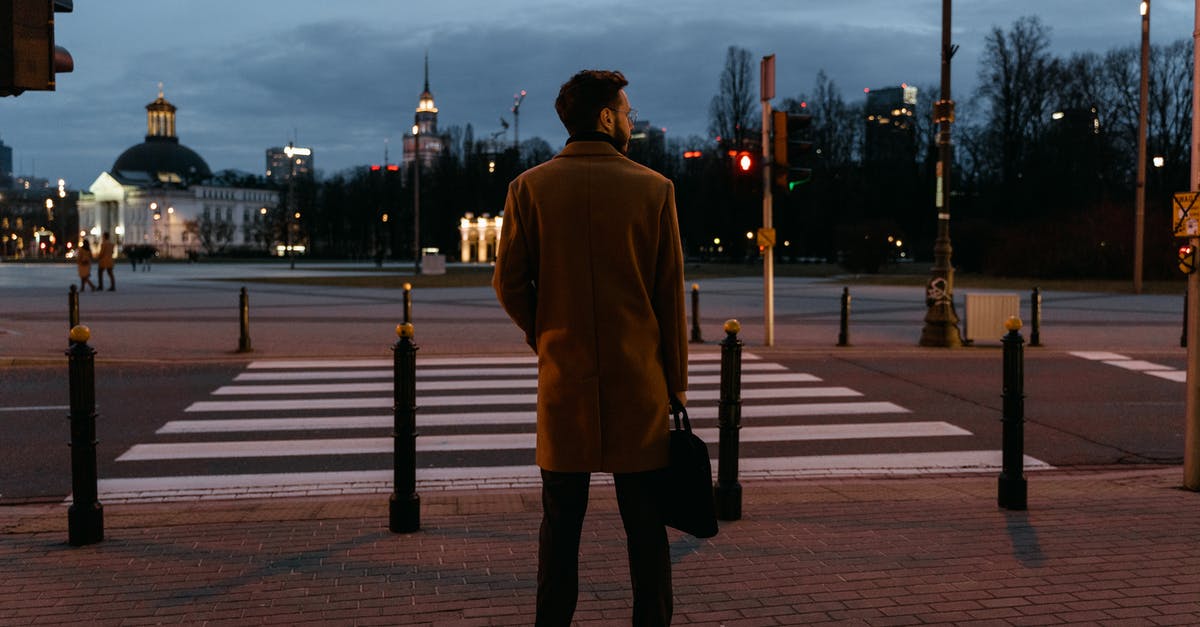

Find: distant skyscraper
[0,137,11,188]
[402,53,444,167]
[863,85,918,165]
[628,121,667,172]
[266,143,314,183]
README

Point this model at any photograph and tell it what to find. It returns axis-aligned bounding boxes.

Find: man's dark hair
[555,70,628,136]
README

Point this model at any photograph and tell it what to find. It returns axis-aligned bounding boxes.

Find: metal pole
[715,319,743,521]
[1183,288,1188,348]
[66,325,103,546]
[413,130,423,276]
[690,283,703,343]
[837,287,851,347]
[1182,0,1200,490]
[998,316,1027,510]
[237,287,252,353]
[1029,287,1042,347]
[919,0,965,347]
[403,282,413,325]
[68,284,79,331]
[762,102,774,347]
[390,322,420,532]
[1135,0,1151,294]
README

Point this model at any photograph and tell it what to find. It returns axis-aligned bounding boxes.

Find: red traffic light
[736,151,753,172]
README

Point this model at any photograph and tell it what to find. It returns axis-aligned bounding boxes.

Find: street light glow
[1153,156,1165,168]
[1051,111,1065,120]
[1140,1,1148,16]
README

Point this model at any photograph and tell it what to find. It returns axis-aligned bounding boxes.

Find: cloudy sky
[4,0,1197,189]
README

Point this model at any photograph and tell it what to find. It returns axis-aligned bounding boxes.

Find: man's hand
[669,392,687,413]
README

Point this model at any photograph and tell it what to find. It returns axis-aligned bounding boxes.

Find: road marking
[213,372,822,396]
[1102,359,1172,371]
[91,450,1052,502]
[158,401,910,434]
[232,361,788,382]
[1069,351,1130,361]
[186,386,863,413]
[245,352,761,370]
[0,405,69,412]
[123,422,967,461]
[1146,370,1187,382]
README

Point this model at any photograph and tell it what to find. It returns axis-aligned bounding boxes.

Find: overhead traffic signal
[772,110,814,192]
[1,0,74,97]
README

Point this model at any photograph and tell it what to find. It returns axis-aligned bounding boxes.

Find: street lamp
[919,0,965,347]
[412,123,422,275]
[1134,0,1151,294]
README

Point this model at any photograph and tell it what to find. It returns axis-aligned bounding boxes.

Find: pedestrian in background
[493,69,688,626]
[97,232,116,291]
[76,239,96,292]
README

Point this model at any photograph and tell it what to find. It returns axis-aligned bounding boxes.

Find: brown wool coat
[493,141,688,473]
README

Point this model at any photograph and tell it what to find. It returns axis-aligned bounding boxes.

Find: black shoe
[108,287,115,291]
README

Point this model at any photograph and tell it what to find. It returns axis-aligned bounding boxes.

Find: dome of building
[110,86,212,186]
[111,137,212,186]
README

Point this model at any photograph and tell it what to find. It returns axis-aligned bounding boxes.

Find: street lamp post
[919,0,965,347]
[412,123,422,276]
[1135,0,1151,294]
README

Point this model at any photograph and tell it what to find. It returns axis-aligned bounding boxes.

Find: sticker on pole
[1173,192,1200,237]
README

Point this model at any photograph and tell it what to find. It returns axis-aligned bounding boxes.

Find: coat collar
[555,141,625,159]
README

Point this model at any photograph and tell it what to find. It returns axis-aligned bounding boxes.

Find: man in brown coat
[493,69,688,626]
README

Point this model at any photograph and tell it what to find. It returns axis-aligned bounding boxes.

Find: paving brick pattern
[2,468,1198,626]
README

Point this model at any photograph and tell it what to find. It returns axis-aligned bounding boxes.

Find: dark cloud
[2,1,1194,189]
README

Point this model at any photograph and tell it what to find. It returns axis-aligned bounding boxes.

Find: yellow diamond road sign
[756,227,776,248]
[1174,192,1200,237]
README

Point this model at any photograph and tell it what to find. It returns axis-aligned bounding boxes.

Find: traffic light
[1,0,73,97]
[772,110,814,191]
[1179,244,1196,274]
[729,149,756,175]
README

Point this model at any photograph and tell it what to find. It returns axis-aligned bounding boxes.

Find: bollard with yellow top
[716,319,743,520]
[998,315,1027,510]
[390,322,420,533]
[66,325,104,546]
[403,283,413,326]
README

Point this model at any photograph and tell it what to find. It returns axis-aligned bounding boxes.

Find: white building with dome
[77,87,279,259]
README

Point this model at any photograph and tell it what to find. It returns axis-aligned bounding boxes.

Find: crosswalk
[94,352,1051,502]
[1069,351,1187,382]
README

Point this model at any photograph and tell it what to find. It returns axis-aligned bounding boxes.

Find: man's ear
[596,107,614,133]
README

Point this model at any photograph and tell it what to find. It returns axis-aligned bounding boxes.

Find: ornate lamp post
[919,0,966,347]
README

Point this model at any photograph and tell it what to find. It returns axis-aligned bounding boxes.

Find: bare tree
[976,15,1059,187]
[708,46,758,150]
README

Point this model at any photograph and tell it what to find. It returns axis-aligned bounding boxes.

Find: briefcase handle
[669,397,690,432]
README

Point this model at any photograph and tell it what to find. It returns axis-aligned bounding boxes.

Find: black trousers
[536,468,672,627]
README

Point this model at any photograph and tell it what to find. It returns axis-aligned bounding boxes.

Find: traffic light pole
[1183,0,1200,490]
[760,56,775,347]
[919,0,965,348]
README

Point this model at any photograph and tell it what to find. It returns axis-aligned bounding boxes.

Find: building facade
[77,88,279,259]
[401,55,444,167]
[863,85,918,165]
[266,143,313,184]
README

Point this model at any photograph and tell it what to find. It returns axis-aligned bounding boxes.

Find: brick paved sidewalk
[2,467,1198,626]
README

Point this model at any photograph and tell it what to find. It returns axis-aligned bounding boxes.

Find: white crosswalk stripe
[94,352,1052,503]
[1069,351,1185,383]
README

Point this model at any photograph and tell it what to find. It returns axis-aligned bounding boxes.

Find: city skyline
[2,0,1196,189]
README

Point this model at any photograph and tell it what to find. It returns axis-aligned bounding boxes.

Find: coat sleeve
[653,181,688,395]
[492,180,538,352]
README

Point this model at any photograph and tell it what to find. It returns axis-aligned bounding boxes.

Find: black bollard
[715,319,743,521]
[390,322,420,533]
[68,285,79,345]
[237,287,252,353]
[690,283,703,343]
[837,287,851,347]
[403,282,413,326]
[1029,287,1042,347]
[998,316,1027,511]
[66,325,103,546]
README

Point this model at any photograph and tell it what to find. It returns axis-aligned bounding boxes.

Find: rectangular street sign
[1174,192,1200,237]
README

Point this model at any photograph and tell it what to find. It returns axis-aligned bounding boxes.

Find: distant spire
[423,52,430,93]
[157,81,164,99]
